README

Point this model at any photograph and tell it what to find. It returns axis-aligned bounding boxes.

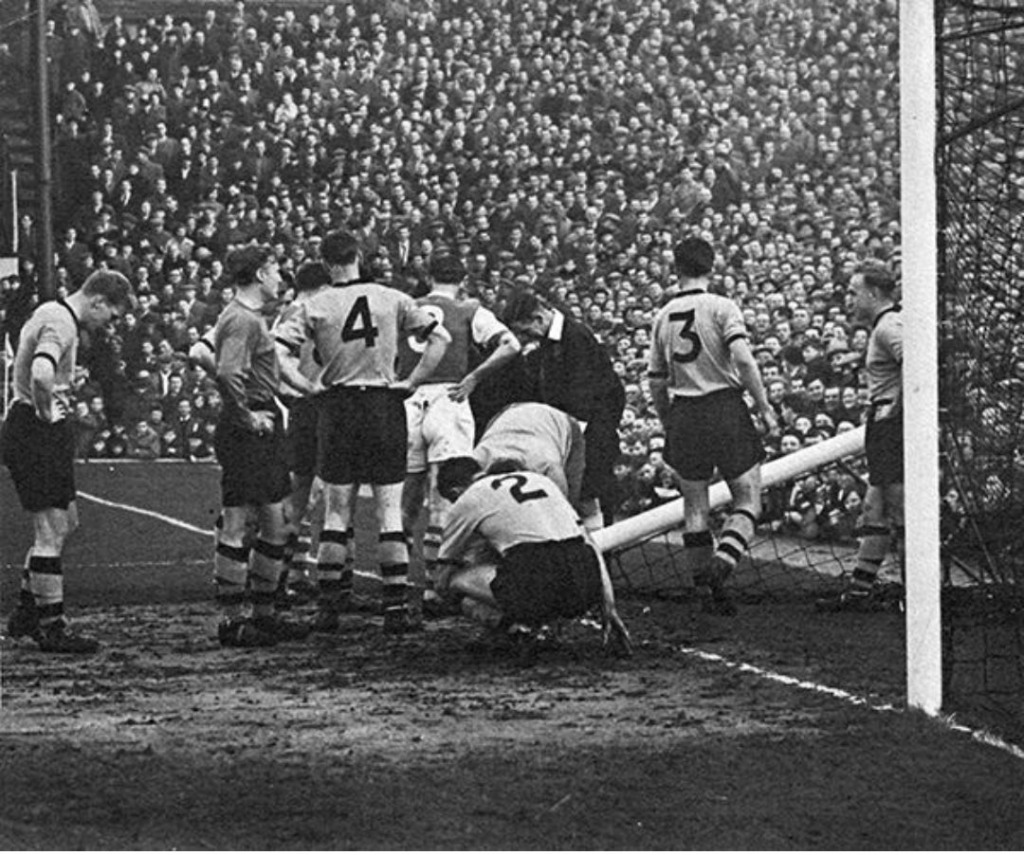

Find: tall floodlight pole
[900,0,942,715]
[34,0,54,301]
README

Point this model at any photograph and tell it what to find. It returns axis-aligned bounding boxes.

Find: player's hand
[250,411,276,435]
[761,406,779,434]
[601,606,632,656]
[448,375,478,403]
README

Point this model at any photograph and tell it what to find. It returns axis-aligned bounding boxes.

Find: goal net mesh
[936,0,1024,742]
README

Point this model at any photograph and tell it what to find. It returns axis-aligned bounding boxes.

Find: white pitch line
[680,646,1024,761]
[78,491,212,536]
[75,491,379,581]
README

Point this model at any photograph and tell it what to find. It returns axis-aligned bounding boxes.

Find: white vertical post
[10,169,17,255]
[900,0,942,715]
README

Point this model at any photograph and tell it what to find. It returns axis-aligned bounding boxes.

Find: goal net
[935,0,1024,745]
[596,427,870,607]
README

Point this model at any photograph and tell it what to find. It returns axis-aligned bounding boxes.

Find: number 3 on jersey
[669,309,702,364]
[341,295,379,347]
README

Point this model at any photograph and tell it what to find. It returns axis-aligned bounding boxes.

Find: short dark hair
[321,230,361,267]
[80,269,134,310]
[437,456,482,502]
[294,261,330,293]
[501,289,545,325]
[856,261,898,296]
[429,253,466,283]
[674,237,715,278]
[226,244,274,284]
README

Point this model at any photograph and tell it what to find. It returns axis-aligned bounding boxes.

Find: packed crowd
[0,0,900,537]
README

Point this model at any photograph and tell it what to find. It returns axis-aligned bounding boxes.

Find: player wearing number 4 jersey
[275,230,451,634]
[435,457,631,654]
[648,237,778,616]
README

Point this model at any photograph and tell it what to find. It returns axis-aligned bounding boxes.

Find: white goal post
[900,0,942,716]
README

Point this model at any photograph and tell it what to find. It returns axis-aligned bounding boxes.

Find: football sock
[715,508,758,572]
[423,524,442,591]
[317,529,351,610]
[214,540,250,620]
[683,529,714,583]
[251,539,287,618]
[288,520,316,582]
[28,555,63,626]
[853,525,890,589]
[379,531,409,618]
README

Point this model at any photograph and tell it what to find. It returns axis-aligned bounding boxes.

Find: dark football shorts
[490,536,603,626]
[285,395,320,479]
[214,405,292,508]
[666,388,765,482]
[317,386,408,485]
[0,401,76,512]
[581,417,621,501]
[865,411,903,487]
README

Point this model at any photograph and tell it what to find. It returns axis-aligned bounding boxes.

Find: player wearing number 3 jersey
[274,230,451,633]
[648,237,778,616]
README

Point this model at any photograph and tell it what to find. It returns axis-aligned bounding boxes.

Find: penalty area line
[680,646,1024,761]
[75,491,379,582]
[78,490,212,537]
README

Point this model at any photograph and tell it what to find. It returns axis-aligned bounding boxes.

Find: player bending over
[648,237,778,616]
[473,401,589,518]
[434,456,631,654]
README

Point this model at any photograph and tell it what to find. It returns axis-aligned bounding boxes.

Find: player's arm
[449,311,522,402]
[29,354,62,422]
[275,339,320,397]
[30,321,69,422]
[435,503,481,594]
[404,315,451,390]
[647,314,672,424]
[215,318,266,433]
[273,302,321,397]
[730,337,779,433]
[587,534,632,655]
[188,330,216,374]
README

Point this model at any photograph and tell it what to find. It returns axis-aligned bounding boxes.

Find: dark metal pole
[35,0,53,301]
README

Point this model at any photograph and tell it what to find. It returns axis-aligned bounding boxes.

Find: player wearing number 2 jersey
[648,237,777,616]
[274,230,451,633]
[435,457,630,653]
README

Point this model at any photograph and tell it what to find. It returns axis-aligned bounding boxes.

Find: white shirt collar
[548,309,565,342]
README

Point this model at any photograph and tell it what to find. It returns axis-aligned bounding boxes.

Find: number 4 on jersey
[341,295,379,347]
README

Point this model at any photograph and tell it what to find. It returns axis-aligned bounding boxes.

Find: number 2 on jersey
[490,474,548,503]
[341,295,379,347]
[669,309,702,364]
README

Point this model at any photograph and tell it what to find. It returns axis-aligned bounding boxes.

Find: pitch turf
[2,460,1023,849]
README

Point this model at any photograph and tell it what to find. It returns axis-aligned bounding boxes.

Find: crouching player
[434,457,631,654]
